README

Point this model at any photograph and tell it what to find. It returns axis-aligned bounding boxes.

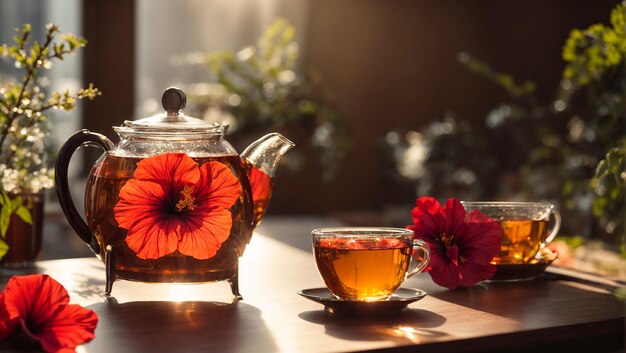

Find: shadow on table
[85,299,277,353]
[428,278,625,353]
[0,262,108,301]
[429,278,621,319]
[70,267,107,301]
[0,265,46,280]
[299,308,448,344]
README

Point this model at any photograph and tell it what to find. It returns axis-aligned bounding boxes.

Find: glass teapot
[54,88,294,298]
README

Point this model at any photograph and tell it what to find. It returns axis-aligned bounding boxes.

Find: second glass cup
[311,227,430,301]
[461,201,561,265]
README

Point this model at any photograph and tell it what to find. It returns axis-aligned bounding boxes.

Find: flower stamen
[175,185,197,212]
[441,232,460,266]
[441,232,455,247]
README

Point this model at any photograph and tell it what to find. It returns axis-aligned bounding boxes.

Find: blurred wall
[128,1,618,216]
[268,0,617,215]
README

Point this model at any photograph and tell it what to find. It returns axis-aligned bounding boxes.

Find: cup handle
[407,239,431,278]
[543,209,562,245]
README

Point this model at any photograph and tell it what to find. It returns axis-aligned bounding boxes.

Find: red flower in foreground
[114,153,242,260]
[0,274,98,353]
[407,197,501,289]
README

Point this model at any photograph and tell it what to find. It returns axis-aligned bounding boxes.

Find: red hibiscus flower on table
[0,274,98,353]
[114,153,242,260]
[407,197,501,289]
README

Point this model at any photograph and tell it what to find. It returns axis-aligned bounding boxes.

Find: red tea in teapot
[245,160,274,226]
[85,153,265,283]
[55,87,294,296]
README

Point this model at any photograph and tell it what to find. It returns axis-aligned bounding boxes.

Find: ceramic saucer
[490,248,559,282]
[297,287,427,316]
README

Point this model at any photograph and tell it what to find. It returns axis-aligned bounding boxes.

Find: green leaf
[0,238,8,260]
[0,206,11,238]
[15,206,32,225]
[0,191,10,207]
[11,195,22,212]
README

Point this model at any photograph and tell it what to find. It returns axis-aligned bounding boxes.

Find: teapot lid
[114,87,228,136]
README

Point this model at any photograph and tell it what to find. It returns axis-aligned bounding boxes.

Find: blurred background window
[0,0,82,178]
[135,0,309,119]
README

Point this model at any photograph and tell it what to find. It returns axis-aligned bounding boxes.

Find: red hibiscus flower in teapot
[54,88,294,298]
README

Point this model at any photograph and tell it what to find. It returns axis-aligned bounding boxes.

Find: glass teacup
[311,227,430,301]
[461,201,561,265]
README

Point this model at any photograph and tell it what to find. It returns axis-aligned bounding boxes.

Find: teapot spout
[241,133,294,226]
[241,133,295,178]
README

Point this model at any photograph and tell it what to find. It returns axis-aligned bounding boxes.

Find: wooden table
[1,217,624,352]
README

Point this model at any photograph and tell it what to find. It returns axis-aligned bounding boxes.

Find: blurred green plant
[591,142,626,250]
[384,2,626,252]
[560,2,626,251]
[0,23,100,258]
[186,19,350,180]
[562,3,626,86]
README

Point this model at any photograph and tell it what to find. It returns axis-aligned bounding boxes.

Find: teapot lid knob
[116,86,228,134]
[161,87,187,114]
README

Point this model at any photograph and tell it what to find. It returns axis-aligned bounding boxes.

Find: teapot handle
[54,129,114,255]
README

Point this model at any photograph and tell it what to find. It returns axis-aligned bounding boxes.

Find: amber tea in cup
[312,228,430,301]
[461,202,561,265]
